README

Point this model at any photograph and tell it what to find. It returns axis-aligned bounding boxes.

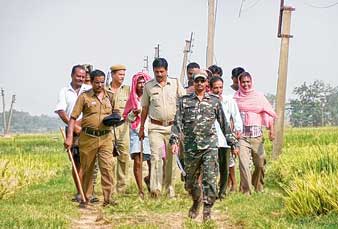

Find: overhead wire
[301,0,338,8]
[242,0,263,11]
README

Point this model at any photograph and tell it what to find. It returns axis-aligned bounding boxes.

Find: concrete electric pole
[179,32,193,85]
[272,0,295,159]
[206,0,216,67]
[154,44,160,59]
[1,88,6,135]
[143,56,149,72]
[5,94,16,135]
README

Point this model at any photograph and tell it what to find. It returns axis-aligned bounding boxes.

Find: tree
[288,80,337,127]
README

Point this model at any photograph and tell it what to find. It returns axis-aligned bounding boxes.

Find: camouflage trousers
[184,147,219,204]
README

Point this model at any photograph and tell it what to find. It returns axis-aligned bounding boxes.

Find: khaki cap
[110,64,127,72]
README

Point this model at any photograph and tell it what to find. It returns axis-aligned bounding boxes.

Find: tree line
[283,80,338,127]
[0,110,63,134]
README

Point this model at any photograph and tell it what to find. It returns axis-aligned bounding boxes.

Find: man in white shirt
[209,76,242,199]
[55,65,92,201]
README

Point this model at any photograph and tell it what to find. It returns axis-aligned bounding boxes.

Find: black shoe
[218,192,226,200]
[188,199,201,219]
[89,196,99,203]
[102,199,118,207]
[203,203,213,222]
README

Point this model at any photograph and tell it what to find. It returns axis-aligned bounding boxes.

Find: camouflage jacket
[169,92,239,152]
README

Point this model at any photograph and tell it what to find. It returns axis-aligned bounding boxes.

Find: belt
[150,118,174,127]
[82,127,111,137]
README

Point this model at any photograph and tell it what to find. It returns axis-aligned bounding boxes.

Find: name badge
[91,101,97,105]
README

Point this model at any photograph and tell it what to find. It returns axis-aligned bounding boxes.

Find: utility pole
[272,0,295,160]
[143,56,149,72]
[180,32,194,85]
[1,88,6,135]
[5,94,15,135]
[154,44,160,59]
[206,0,216,67]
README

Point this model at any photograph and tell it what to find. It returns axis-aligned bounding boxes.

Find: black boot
[203,202,214,221]
[188,199,201,219]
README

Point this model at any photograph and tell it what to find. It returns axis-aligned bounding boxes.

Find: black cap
[102,112,124,127]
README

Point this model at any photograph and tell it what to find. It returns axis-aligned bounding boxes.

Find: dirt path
[71,204,237,228]
[71,204,112,229]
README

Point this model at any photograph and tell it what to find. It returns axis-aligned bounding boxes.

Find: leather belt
[82,127,111,137]
[150,118,174,127]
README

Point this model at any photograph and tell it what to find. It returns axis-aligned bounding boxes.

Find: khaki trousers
[148,123,174,193]
[238,136,265,194]
[112,122,130,193]
[79,132,114,203]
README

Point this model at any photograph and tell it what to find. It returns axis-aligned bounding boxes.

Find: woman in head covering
[123,71,152,198]
[234,71,276,195]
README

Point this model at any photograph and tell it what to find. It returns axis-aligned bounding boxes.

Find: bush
[284,172,338,217]
[267,145,338,186]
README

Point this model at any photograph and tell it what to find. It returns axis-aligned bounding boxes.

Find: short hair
[187,62,200,70]
[209,76,223,88]
[71,65,85,76]
[232,67,245,78]
[152,58,168,70]
[208,65,223,77]
[238,71,251,81]
[90,69,106,81]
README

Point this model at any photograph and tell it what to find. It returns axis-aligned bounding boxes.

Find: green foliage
[288,80,338,127]
[267,127,338,218]
[267,145,338,186]
[284,172,338,217]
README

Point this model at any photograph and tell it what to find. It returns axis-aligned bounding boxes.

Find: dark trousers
[218,147,230,197]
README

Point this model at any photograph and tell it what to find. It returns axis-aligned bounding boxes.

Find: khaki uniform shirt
[110,85,130,113]
[109,85,130,150]
[141,77,185,122]
[71,88,114,130]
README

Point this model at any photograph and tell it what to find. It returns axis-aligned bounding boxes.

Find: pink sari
[233,75,276,128]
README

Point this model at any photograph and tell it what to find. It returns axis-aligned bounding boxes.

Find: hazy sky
[0,0,337,115]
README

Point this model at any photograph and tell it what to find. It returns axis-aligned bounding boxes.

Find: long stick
[140,139,143,193]
[59,128,86,202]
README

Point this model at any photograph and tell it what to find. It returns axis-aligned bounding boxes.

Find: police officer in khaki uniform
[65,69,116,207]
[139,58,185,198]
[109,64,130,194]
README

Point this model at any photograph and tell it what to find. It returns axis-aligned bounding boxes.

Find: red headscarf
[233,74,276,128]
[123,71,151,129]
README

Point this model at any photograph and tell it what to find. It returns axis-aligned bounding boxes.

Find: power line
[238,0,263,17]
[301,0,338,8]
[242,0,263,11]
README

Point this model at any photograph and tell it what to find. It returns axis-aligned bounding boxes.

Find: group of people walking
[56,57,276,221]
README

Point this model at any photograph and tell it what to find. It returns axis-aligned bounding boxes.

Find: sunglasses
[194,78,206,83]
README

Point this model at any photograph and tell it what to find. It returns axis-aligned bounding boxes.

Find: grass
[0,133,79,228]
[0,169,79,228]
[1,128,338,228]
